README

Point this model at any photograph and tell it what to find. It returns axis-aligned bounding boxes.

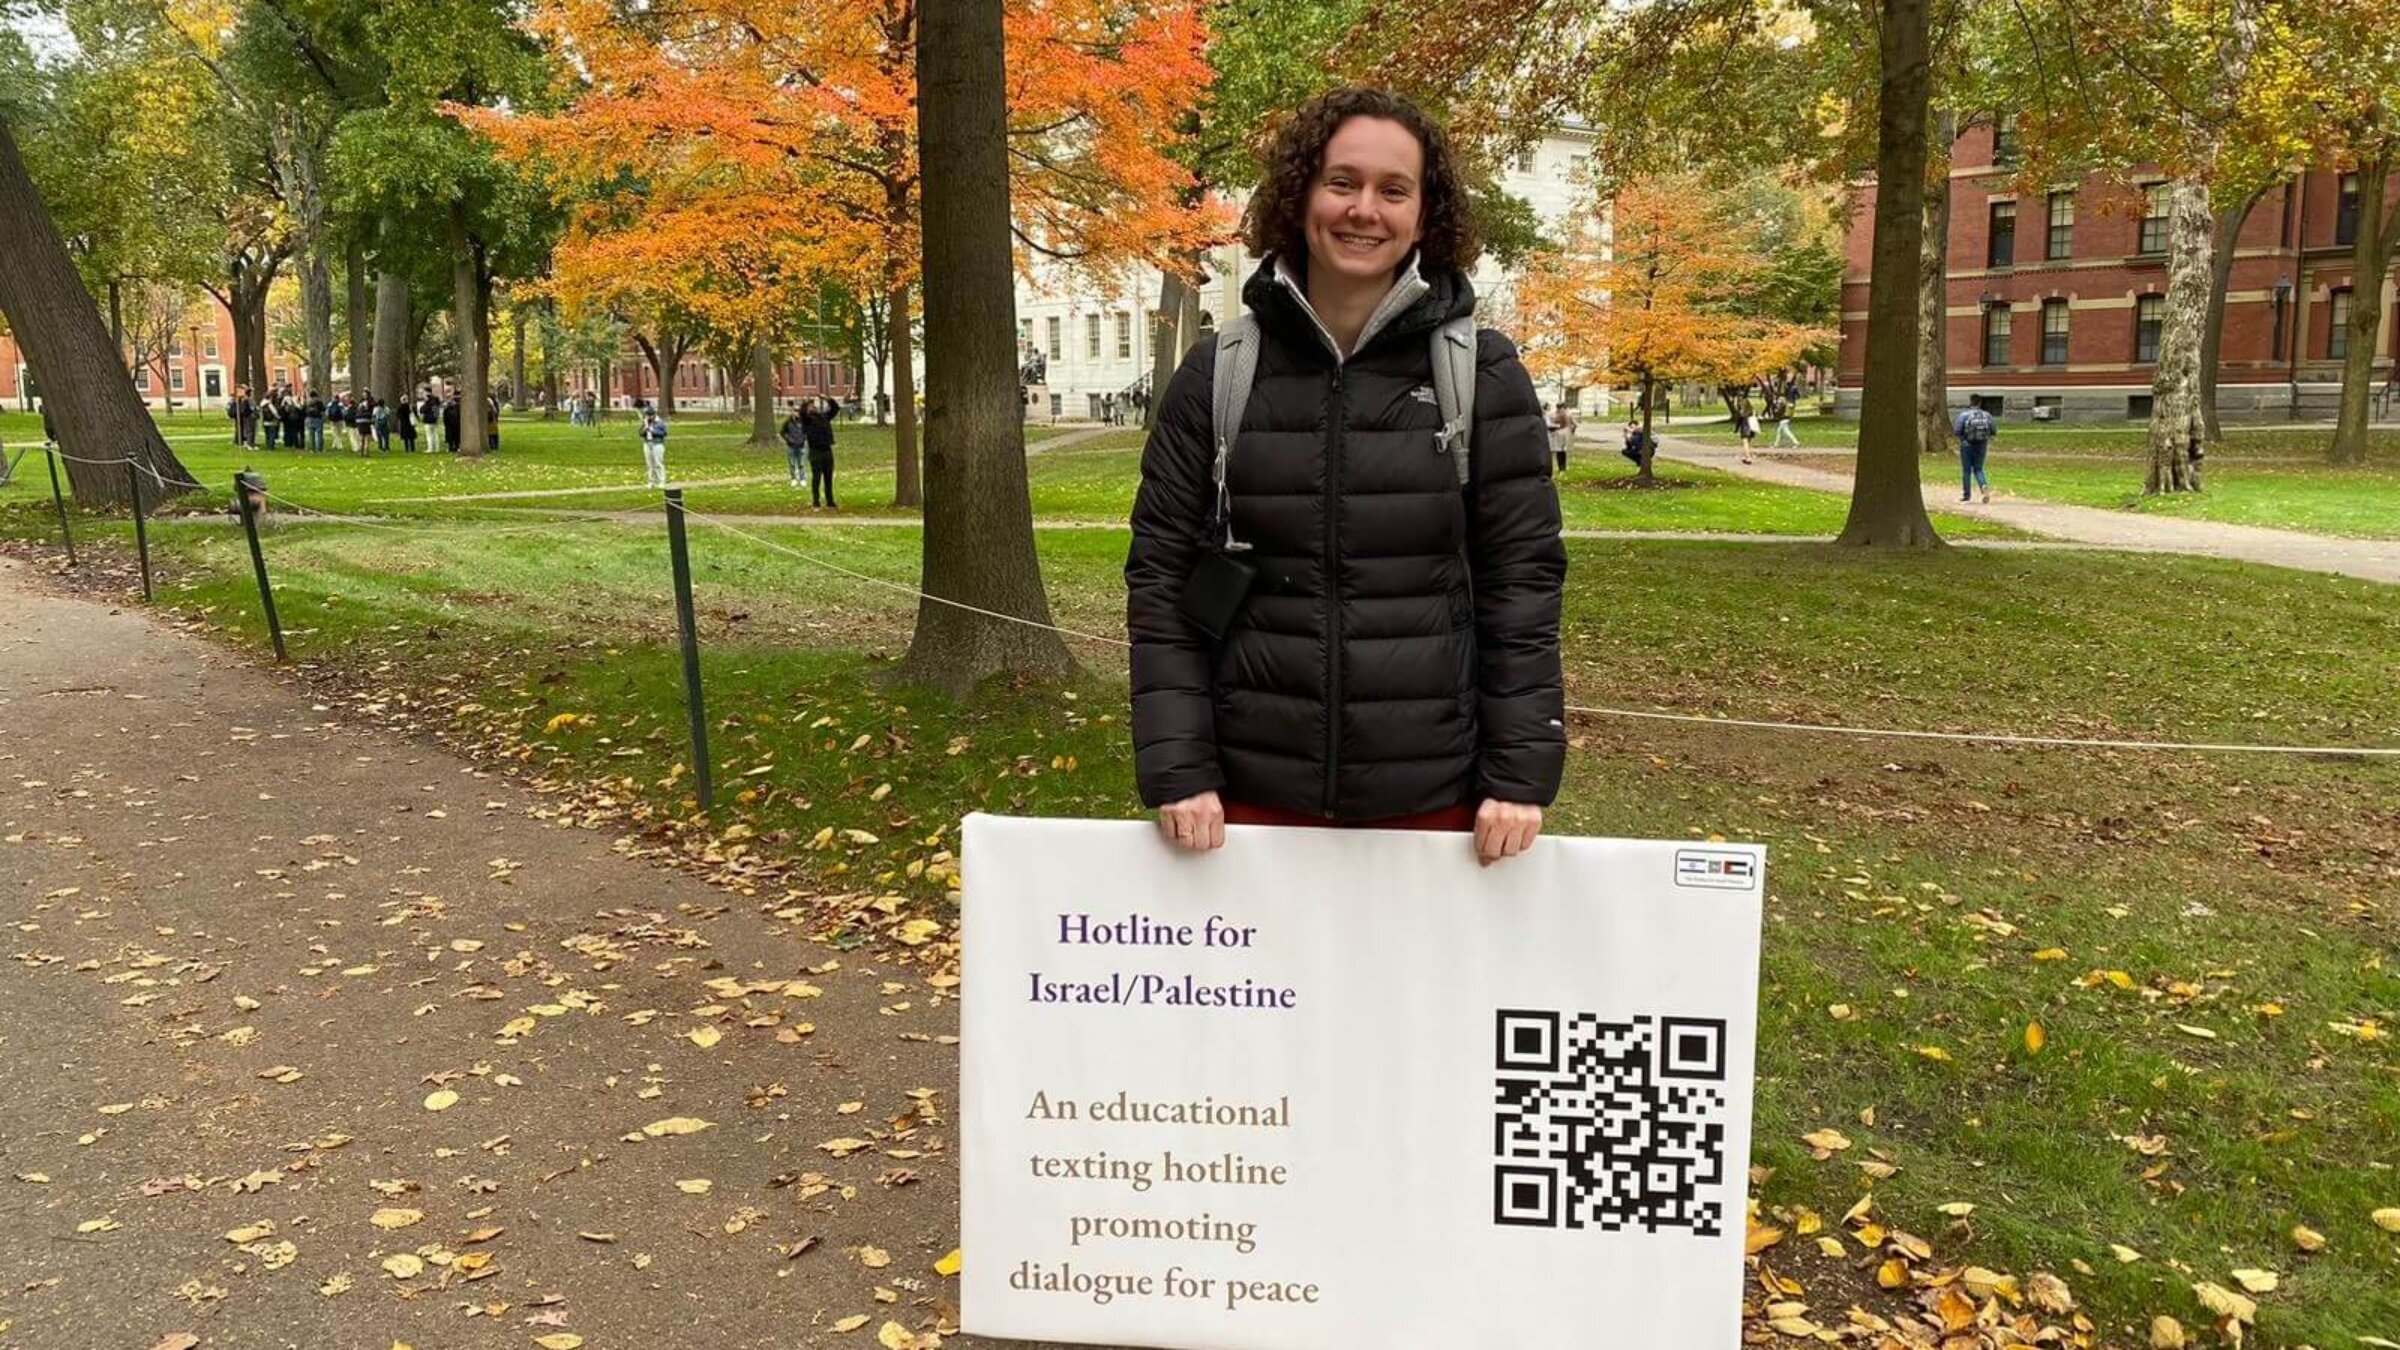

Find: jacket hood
[1240,252,1476,359]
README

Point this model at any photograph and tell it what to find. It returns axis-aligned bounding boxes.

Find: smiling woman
[1124,87,1565,869]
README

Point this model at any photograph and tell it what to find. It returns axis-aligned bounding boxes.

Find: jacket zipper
[1323,367,1345,817]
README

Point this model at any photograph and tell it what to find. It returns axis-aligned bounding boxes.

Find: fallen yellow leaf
[2025,1021,2046,1055]
[224,1222,276,1244]
[381,1253,423,1280]
[831,1314,870,1332]
[934,1248,962,1277]
[369,1208,423,1230]
[858,1245,891,1269]
[534,1336,586,1350]
[675,1179,712,1195]
[686,1026,723,1050]
[422,1089,459,1112]
[2230,1268,2278,1294]
[2291,1225,2325,1252]
[642,1117,714,1137]
[2373,1207,2400,1233]
[876,1322,915,1350]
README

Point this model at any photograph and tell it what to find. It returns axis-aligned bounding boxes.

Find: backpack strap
[1431,316,1477,488]
[1209,316,1261,553]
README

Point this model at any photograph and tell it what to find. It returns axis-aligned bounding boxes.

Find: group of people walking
[227,385,498,455]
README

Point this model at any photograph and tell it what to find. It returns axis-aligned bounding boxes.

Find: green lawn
[7,473,2397,1344]
[1671,411,2400,461]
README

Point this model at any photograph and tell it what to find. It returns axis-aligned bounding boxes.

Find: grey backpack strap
[1210,316,1261,552]
[1431,316,1477,487]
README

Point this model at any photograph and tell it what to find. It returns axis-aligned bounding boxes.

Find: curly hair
[1240,87,1482,275]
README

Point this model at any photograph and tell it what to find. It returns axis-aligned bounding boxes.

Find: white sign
[961,815,1765,1350]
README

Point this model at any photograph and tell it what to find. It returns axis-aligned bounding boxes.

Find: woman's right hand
[1157,791,1226,852]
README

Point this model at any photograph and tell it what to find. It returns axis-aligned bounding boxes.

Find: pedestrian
[1620,416,1649,467]
[441,393,462,454]
[394,393,417,454]
[351,395,376,455]
[418,388,443,450]
[1768,384,1801,449]
[780,403,808,488]
[232,386,258,447]
[487,394,501,452]
[261,389,282,451]
[374,396,394,452]
[1735,397,1759,464]
[1126,86,1563,866]
[638,402,669,487]
[283,392,306,451]
[1953,402,1996,503]
[804,396,837,508]
[304,392,327,453]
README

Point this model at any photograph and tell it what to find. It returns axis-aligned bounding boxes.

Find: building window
[168,332,184,357]
[1982,304,2013,366]
[2135,294,2164,363]
[169,365,186,392]
[2328,287,2352,360]
[202,331,219,359]
[2138,184,2171,255]
[1086,313,1102,360]
[2335,173,2360,247]
[2046,191,2075,259]
[2040,299,2070,365]
[1515,148,1537,173]
[1988,200,2017,267]
[1045,316,1060,361]
[1116,312,1133,360]
[134,364,151,392]
[1992,113,2020,166]
[275,367,288,386]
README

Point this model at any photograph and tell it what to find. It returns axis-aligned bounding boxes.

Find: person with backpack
[1953,402,1997,503]
[304,393,327,453]
[638,402,669,487]
[802,396,837,507]
[1126,87,1565,867]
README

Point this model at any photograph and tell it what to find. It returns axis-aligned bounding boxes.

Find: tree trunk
[1917,111,1953,457]
[899,0,1074,690]
[889,276,921,507]
[107,278,123,356]
[865,288,892,424]
[1145,270,1187,430]
[633,334,680,417]
[0,121,193,504]
[2198,187,2265,443]
[345,235,371,395]
[372,270,409,402]
[596,357,611,423]
[1634,371,1658,484]
[510,301,529,411]
[750,338,778,445]
[449,203,489,460]
[2145,179,2212,494]
[1836,0,1942,547]
[2330,157,2395,466]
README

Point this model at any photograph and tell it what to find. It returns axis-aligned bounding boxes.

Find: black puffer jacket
[1126,257,1567,821]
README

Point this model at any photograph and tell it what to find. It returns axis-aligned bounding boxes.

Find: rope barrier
[19,449,2398,759]
[679,505,1134,650]
[1564,705,2398,759]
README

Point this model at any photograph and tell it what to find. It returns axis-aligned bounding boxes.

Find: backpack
[1206,313,1478,551]
[1960,408,1996,445]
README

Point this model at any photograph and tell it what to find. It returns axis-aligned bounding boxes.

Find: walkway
[1656,436,2400,585]
[0,554,1082,1350]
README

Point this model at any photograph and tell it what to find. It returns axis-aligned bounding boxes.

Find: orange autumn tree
[473,0,1218,507]
[1516,174,1830,484]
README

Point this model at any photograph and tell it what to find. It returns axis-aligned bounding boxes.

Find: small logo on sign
[1674,849,1758,890]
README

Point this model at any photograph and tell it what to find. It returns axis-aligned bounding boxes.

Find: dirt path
[0,555,1089,1350]
[1656,436,2400,585]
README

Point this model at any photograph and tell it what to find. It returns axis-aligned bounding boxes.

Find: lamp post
[190,324,206,417]
[2273,275,2296,416]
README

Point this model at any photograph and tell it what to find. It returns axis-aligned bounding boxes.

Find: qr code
[1492,1010,1729,1235]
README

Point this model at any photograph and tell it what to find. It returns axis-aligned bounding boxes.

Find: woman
[1125,87,1565,868]
[803,397,837,508]
[394,393,417,454]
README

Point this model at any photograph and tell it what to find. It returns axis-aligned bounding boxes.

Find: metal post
[234,472,287,663]
[44,446,75,565]
[128,457,152,601]
[663,488,714,812]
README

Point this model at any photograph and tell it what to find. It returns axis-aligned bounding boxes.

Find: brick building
[1,293,310,412]
[1837,118,2400,423]
[559,344,859,412]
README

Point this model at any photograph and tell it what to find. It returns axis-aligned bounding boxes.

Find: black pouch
[1177,547,1257,643]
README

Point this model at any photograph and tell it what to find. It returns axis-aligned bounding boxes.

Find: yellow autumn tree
[1515,174,1831,483]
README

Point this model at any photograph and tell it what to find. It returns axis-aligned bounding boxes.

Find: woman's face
[1302,115,1427,286]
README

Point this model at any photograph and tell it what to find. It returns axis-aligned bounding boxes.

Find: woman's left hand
[1474,800,1543,867]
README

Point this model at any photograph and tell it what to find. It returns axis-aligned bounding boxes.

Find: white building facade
[975,122,1602,423]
